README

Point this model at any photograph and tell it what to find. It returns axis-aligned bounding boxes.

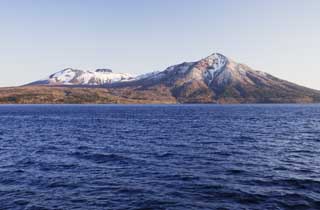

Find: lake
[0,105,320,210]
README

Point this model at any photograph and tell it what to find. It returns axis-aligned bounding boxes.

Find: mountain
[28,68,135,86]
[2,53,320,104]
[107,53,320,103]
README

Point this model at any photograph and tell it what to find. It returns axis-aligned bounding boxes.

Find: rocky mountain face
[11,53,320,104]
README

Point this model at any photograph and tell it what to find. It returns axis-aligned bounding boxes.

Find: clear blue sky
[1,0,320,89]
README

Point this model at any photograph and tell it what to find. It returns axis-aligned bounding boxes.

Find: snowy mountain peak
[207,52,227,60]
[32,68,134,86]
[129,52,267,89]
[201,53,228,76]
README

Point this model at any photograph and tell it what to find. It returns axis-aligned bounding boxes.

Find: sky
[0,0,320,89]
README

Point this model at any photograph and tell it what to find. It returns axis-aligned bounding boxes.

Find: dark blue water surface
[0,105,320,210]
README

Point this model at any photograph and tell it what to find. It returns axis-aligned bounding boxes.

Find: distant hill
[1,53,320,104]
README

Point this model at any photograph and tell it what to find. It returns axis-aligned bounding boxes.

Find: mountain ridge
[1,53,320,104]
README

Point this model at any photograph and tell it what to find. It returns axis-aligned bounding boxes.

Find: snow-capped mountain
[29,68,135,85]
[131,53,268,87]
[28,53,268,87]
[114,53,320,103]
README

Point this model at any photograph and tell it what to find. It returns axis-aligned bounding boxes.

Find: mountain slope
[0,86,176,104]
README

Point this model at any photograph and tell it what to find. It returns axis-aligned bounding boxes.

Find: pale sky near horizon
[1,0,320,89]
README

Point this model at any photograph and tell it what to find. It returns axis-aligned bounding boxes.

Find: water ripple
[0,104,319,209]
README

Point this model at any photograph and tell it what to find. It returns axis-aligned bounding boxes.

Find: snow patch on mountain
[49,68,80,84]
[204,53,229,84]
[135,62,195,81]
[135,71,162,80]
[46,68,134,85]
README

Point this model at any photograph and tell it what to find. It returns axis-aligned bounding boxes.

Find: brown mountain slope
[0,86,176,104]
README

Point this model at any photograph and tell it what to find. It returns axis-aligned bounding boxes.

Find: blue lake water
[0,104,320,210]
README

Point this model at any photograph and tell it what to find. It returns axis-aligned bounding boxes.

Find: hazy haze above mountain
[0,0,320,89]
